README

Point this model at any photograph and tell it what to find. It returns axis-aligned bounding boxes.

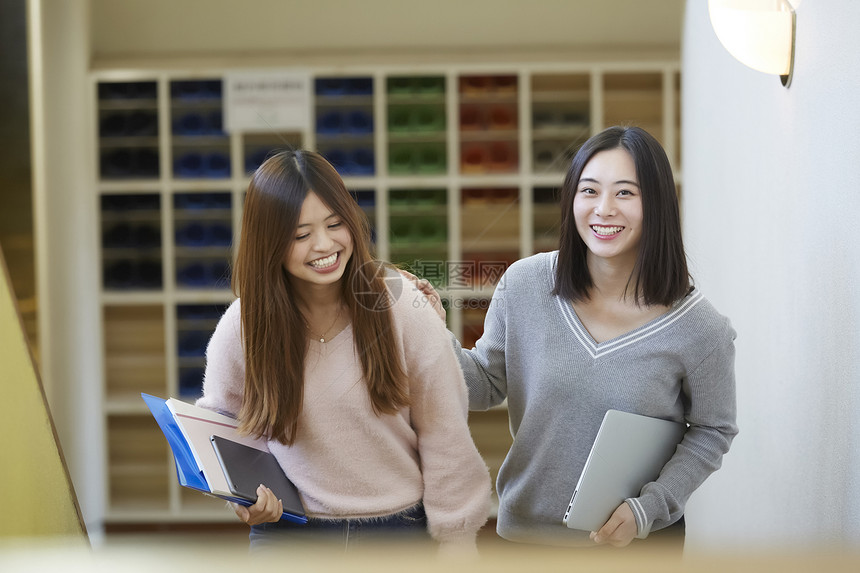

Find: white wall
[681,0,860,551]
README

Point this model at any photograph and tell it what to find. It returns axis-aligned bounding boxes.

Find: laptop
[562,409,686,532]
[210,435,307,523]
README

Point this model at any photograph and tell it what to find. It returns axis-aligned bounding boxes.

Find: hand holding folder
[141,393,306,524]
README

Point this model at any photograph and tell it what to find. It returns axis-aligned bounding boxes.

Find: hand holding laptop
[588,502,637,547]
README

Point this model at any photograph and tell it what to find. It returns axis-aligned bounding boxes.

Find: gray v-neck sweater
[454,251,738,546]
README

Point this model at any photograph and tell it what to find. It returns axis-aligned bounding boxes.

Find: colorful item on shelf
[319,147,375,176]
[172,111,225,136]
[171,79,222,100]
[175,260,230,288]
[173,151,231,178]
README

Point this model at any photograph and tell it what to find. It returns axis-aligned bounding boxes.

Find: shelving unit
[92,60,680,524]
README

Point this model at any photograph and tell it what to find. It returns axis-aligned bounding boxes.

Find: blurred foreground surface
[2,537,859,573]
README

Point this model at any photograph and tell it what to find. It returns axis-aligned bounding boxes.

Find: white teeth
[309,253,337,268]
[592,225,623,236]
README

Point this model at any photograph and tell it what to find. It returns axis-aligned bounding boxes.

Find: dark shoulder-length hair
[233,149,408,445]
[554,126,690,306]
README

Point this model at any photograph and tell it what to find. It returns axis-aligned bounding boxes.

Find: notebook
[210,435,306,522]
[562,409,686,532]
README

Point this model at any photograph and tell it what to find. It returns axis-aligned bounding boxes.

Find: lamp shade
[709,0,795,82]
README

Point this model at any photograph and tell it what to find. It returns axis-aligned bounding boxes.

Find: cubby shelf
[93,60,681,523]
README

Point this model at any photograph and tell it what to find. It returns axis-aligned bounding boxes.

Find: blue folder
[141,393,307,524]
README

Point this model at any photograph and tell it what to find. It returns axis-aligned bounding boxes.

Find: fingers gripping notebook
[210,435,306,521]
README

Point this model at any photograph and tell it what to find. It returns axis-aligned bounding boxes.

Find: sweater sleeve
[625,318,739,537]
[195,299,245,418]
[395,278,492,547]
[452,277,510,411]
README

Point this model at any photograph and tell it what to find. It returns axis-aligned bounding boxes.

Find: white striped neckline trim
[556,288,704,359]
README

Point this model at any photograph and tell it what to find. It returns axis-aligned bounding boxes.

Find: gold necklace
[306,305,343,343]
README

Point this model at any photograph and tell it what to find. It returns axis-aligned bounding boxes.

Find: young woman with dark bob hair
[419,125,737,550]
[196,149,490,554]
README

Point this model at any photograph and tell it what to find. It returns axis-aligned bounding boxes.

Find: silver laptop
[562,409,686,532]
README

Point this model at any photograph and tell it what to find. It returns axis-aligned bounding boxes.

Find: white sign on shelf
[224,70,311,134]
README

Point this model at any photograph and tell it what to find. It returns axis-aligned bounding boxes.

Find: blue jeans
[249,502,431,552]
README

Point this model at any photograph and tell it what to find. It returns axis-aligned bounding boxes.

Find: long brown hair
[233,150,408,445]
[555,126,690,306]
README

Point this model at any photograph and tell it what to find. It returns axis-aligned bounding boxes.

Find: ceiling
[91,0,685,64]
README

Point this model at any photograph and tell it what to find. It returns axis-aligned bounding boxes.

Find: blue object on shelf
[176,259,231,288]
[347,110,373,134]
[315,78,346,96]
[175,223,208,247]
[203,153,230,177]
[350,148,375,175]
[245,148,270,173]
[172,80,221,101]
[208,223,233,246]
[174,152,204,177]
[316,111,345,134]
[207,193,231,209]
[351,190,376,208]
[177,303,226,320]
[178,331,209,357]
[324,148,348,171]
[178,367,205,398]
[176,262,209,287]
[210,260,231,287]
[174,192,231,210]
[202,80,222,98]
[173,113,207,135]
[207,111,224,135]
[174,193,208,210]
[346,77,373,95]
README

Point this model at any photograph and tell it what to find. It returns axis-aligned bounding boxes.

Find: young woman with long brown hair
[196,150,490,553]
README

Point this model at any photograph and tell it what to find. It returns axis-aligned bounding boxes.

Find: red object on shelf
[461,144,488,173]
[489,141,518,172]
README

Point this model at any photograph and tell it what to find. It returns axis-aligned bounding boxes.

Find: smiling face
[572,147,643,268]
[283,191,354,291]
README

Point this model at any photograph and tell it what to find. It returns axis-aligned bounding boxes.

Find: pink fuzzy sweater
[196,274,491,547]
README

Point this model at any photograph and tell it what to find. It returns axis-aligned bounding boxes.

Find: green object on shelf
[387,76,445,95]
[413,106,445,132]
[415,217,447,243]
[417,144,446,174]
[388,144,415,173]
[388,143,446,175]
[415,76,445,94]
[388,107,412,132]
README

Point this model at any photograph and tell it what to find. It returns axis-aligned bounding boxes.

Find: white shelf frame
[91,58,680,523]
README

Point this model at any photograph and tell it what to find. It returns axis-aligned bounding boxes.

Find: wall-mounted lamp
[708,0,797,87]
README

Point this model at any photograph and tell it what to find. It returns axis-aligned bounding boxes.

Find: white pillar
[28,0,104,541]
